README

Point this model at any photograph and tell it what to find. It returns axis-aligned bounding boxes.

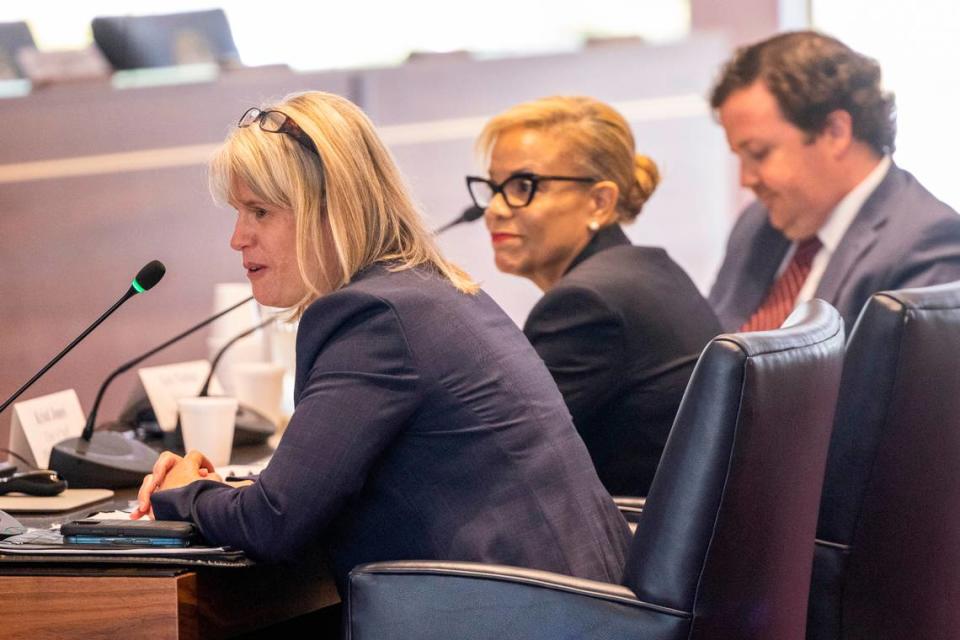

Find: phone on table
[60,519,197,547]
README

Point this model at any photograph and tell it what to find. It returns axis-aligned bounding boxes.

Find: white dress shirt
[790,155,892,304]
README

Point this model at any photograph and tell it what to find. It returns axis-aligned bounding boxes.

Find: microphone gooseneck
[47,285,262,488]
[80,294,256,441]
[197,317,276,397]
[0,260,167,415]
[434,204,485,235]
[169,316,282,450]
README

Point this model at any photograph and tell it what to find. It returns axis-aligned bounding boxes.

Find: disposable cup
[177,396,238,467]
[211,283,259,338]
[232,362,286,425]
[206,334,267,395]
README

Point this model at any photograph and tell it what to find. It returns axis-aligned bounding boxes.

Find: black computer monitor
[0,21,36,79]
[91,9,240,70]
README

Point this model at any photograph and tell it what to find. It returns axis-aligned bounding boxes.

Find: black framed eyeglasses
[238,107,320,157]
[465,173,597,209]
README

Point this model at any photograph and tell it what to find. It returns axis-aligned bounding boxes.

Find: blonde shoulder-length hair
[210,91,477,317]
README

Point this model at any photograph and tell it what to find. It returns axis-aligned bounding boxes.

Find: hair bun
[628,154,660,214]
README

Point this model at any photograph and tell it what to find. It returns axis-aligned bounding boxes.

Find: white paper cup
[267,320,297,373]
[178,397,238,467]
[206,334,267,395]
[232,362,286,425]
[266,321,298,420]
[211,282,259,338]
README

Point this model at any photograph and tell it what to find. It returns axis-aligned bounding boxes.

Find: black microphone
[192,317,278,448]
[0,260,165,415]
[146,316,278,454]
[83,295,257,440]
[434,204,484,234]
[198,317,276,397]
[49,294,257,488]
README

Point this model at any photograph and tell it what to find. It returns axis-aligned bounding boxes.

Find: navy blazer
[524,226,721,496]
[710,164,960,334]
[152,264,629,593]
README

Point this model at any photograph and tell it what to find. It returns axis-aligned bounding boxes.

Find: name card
[138,360,222,432]
[9,389,85,468]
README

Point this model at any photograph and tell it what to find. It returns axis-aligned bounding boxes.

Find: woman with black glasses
[131,91,629,596]
[469,96,720,496]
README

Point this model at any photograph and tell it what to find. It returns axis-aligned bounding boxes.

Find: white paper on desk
[0,541,231,556]
[0,529,230,555]
[9,389,85,468]
[221,456,271,480]
[137,361,224,432]
[83,509,136,521]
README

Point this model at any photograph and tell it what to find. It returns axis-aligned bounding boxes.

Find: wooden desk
[0,446,338,639]
[0,560,339,639]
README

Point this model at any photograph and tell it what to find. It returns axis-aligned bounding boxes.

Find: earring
[587,220,600,232]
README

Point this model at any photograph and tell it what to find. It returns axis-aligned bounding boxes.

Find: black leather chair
[346,300,845,640]
[91,9,240,70]
[807,281,960,640]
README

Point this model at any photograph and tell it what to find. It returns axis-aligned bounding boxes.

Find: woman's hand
[130,450,223,519]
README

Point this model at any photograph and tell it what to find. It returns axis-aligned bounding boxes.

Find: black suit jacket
[709,163,960,334]
[524,226,721,496]
[152,264,629,594]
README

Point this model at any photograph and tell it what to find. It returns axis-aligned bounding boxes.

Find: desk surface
[13,440,274,528]
[0,442,339,639]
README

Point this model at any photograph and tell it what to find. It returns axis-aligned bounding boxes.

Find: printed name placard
[138,361,222,432]
[9,389,85,468]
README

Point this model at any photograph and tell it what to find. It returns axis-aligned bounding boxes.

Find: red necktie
[740,237,823,332]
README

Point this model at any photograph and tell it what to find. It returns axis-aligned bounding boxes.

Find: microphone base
[153,405,275,455]
[49,432,160,489]
[119,397,275,447]
[233,404,276,446]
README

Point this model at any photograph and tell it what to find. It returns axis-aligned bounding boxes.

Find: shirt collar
[816,155,892,252]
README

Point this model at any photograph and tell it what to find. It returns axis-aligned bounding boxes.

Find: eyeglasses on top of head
[238,107,320,158]
[465,173,598,209]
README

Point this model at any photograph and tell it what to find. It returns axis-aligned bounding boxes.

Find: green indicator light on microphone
[131,279,147,294]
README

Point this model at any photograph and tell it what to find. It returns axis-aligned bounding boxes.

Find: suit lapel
[815,166,900,303]
[565,225,630,275]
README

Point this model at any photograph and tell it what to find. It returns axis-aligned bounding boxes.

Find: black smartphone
[60,519,197,547]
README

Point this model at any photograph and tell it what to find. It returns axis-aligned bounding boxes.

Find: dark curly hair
[710,31,896,155]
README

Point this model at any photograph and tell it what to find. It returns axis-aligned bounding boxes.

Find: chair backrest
[624,299,845,640]
[91,9,240,70]
[0,21,36,79]
[808,280,960,640]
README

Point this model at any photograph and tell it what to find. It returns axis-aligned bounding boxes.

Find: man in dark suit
[708,31,960,334]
